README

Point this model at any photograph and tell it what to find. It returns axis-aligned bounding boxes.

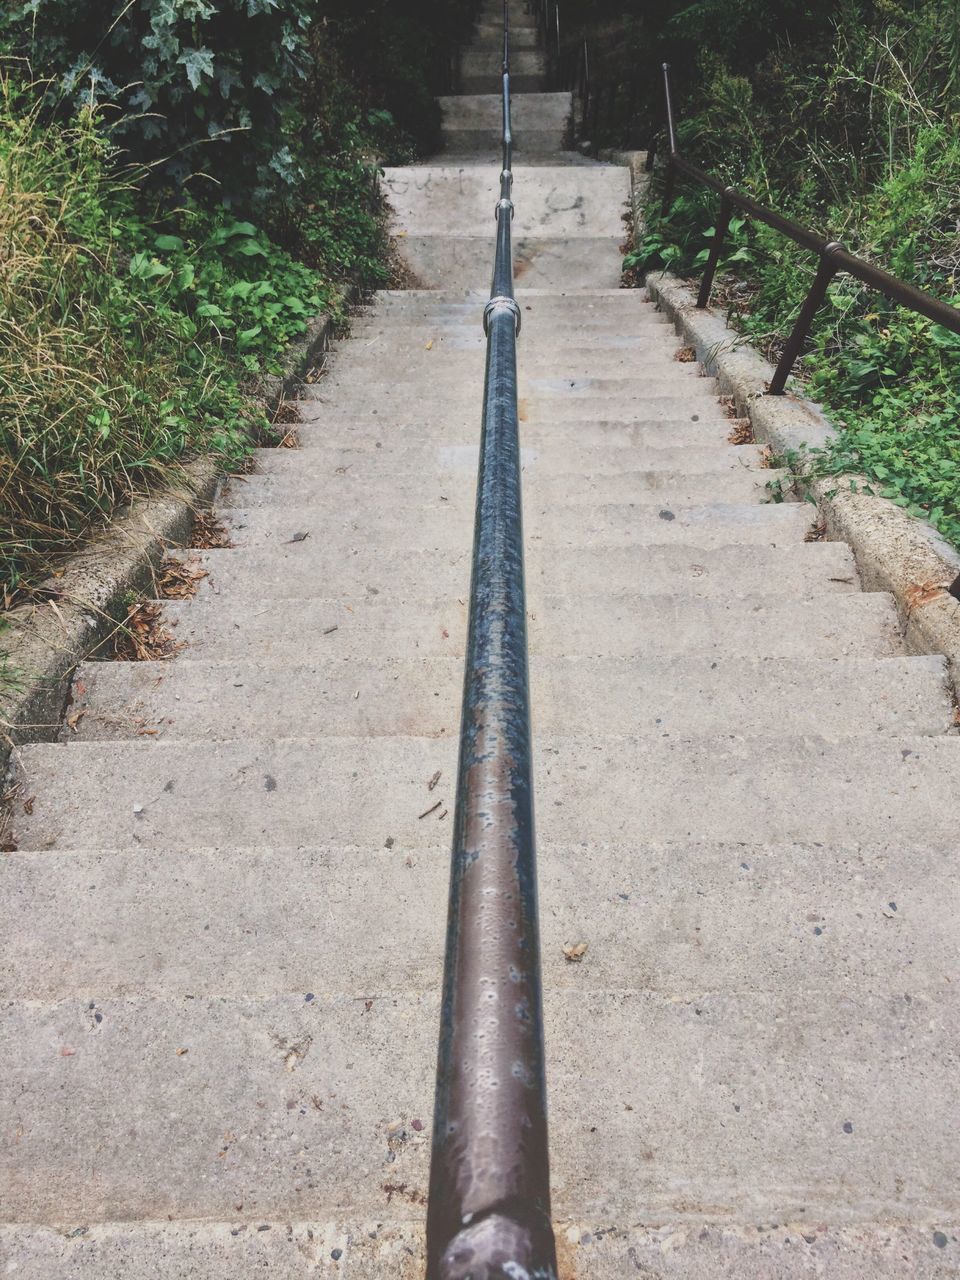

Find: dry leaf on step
[563,942,588,962]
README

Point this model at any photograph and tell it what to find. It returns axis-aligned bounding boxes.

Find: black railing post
[696,187,735,308]
[424,5,557,1278]
[769,243,842,394]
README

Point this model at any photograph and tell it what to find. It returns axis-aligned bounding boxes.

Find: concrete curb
[0,297,353,767]
[643,270,960,699]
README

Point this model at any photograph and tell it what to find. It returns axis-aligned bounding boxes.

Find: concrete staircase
[2,2,958,1276]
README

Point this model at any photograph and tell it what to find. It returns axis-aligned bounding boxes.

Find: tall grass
[0,81,258,605]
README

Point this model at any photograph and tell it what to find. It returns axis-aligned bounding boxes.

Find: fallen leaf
[66,711,85,733]
[190,512,233,549]
[157,558,208,600]
[563,942,588,962]
[905,579,947,612]
[425,339,434,350]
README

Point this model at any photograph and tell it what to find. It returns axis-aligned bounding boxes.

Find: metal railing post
[424,5,557,1277]
[660,62,678,216]
[769,244,842,394]
[696,188,735,308]
[654,69,960,394]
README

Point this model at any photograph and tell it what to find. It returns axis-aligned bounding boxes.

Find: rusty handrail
[658,62,960,394]
[423,3,557,1277]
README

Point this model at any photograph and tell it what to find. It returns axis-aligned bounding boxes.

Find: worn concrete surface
[65,655,953,741]
[160,590,906,662]
[163,542,859,601]
[3,0,959,1274]
[2,1221,957,1279]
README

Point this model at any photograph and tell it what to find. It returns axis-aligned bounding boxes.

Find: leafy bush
[0,82,330,601]
[2,0,312,198]
[629,1,960,548]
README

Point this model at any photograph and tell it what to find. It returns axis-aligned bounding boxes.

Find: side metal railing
[424,4,558,1277]
[657,62,960,394]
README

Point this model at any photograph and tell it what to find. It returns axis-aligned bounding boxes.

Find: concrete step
[221,465,781,508]
[216,500,812,549]
[383,164,629,238]
[238,443,761,482]
[4,985,958,1226]
[158,591,904,663]
[285,417,746,450]
[291,400,734,429]
[324,348,700,376]
[390,234,626,289]
[342,327,680,350]
[373,288,653,302]
[11,733,960,851]
[167,542,855,603]
[0,1221,954,1279]
[65,656,953,743]
[6,835,958,1000]
[439,92,571,152]
[316,371,716,399]
[303,394,731,424]
[461,72,546,93]
[463,46,544,68]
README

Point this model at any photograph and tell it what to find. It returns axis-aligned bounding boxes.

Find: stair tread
[163,541,855,601]
[157,591,905,660]
[10,734,960,851]
[65,654,952,741]
[2,987,958,1222]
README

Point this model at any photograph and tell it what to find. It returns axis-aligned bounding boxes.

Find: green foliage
[1,0,312,197]
[1,0,480,197]
[0,1,478,600]
[123,206,333,374]
[630,0,960,548]
[0,84,329,600]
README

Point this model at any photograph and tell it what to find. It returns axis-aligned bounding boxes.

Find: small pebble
[842,1121,853,1134]
[933,1231,947,1249]
[331,1248,343,1261]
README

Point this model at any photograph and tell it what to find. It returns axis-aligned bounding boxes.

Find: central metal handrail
[424,3,557,1277]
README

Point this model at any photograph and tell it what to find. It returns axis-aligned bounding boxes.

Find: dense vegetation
[0,0,477,602]
[572,0,960,546]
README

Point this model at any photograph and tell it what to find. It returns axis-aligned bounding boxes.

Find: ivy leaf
[178,47,215,90]
[154,234,184,252]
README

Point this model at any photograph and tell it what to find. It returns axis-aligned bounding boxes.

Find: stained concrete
[3,0,959,1272]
